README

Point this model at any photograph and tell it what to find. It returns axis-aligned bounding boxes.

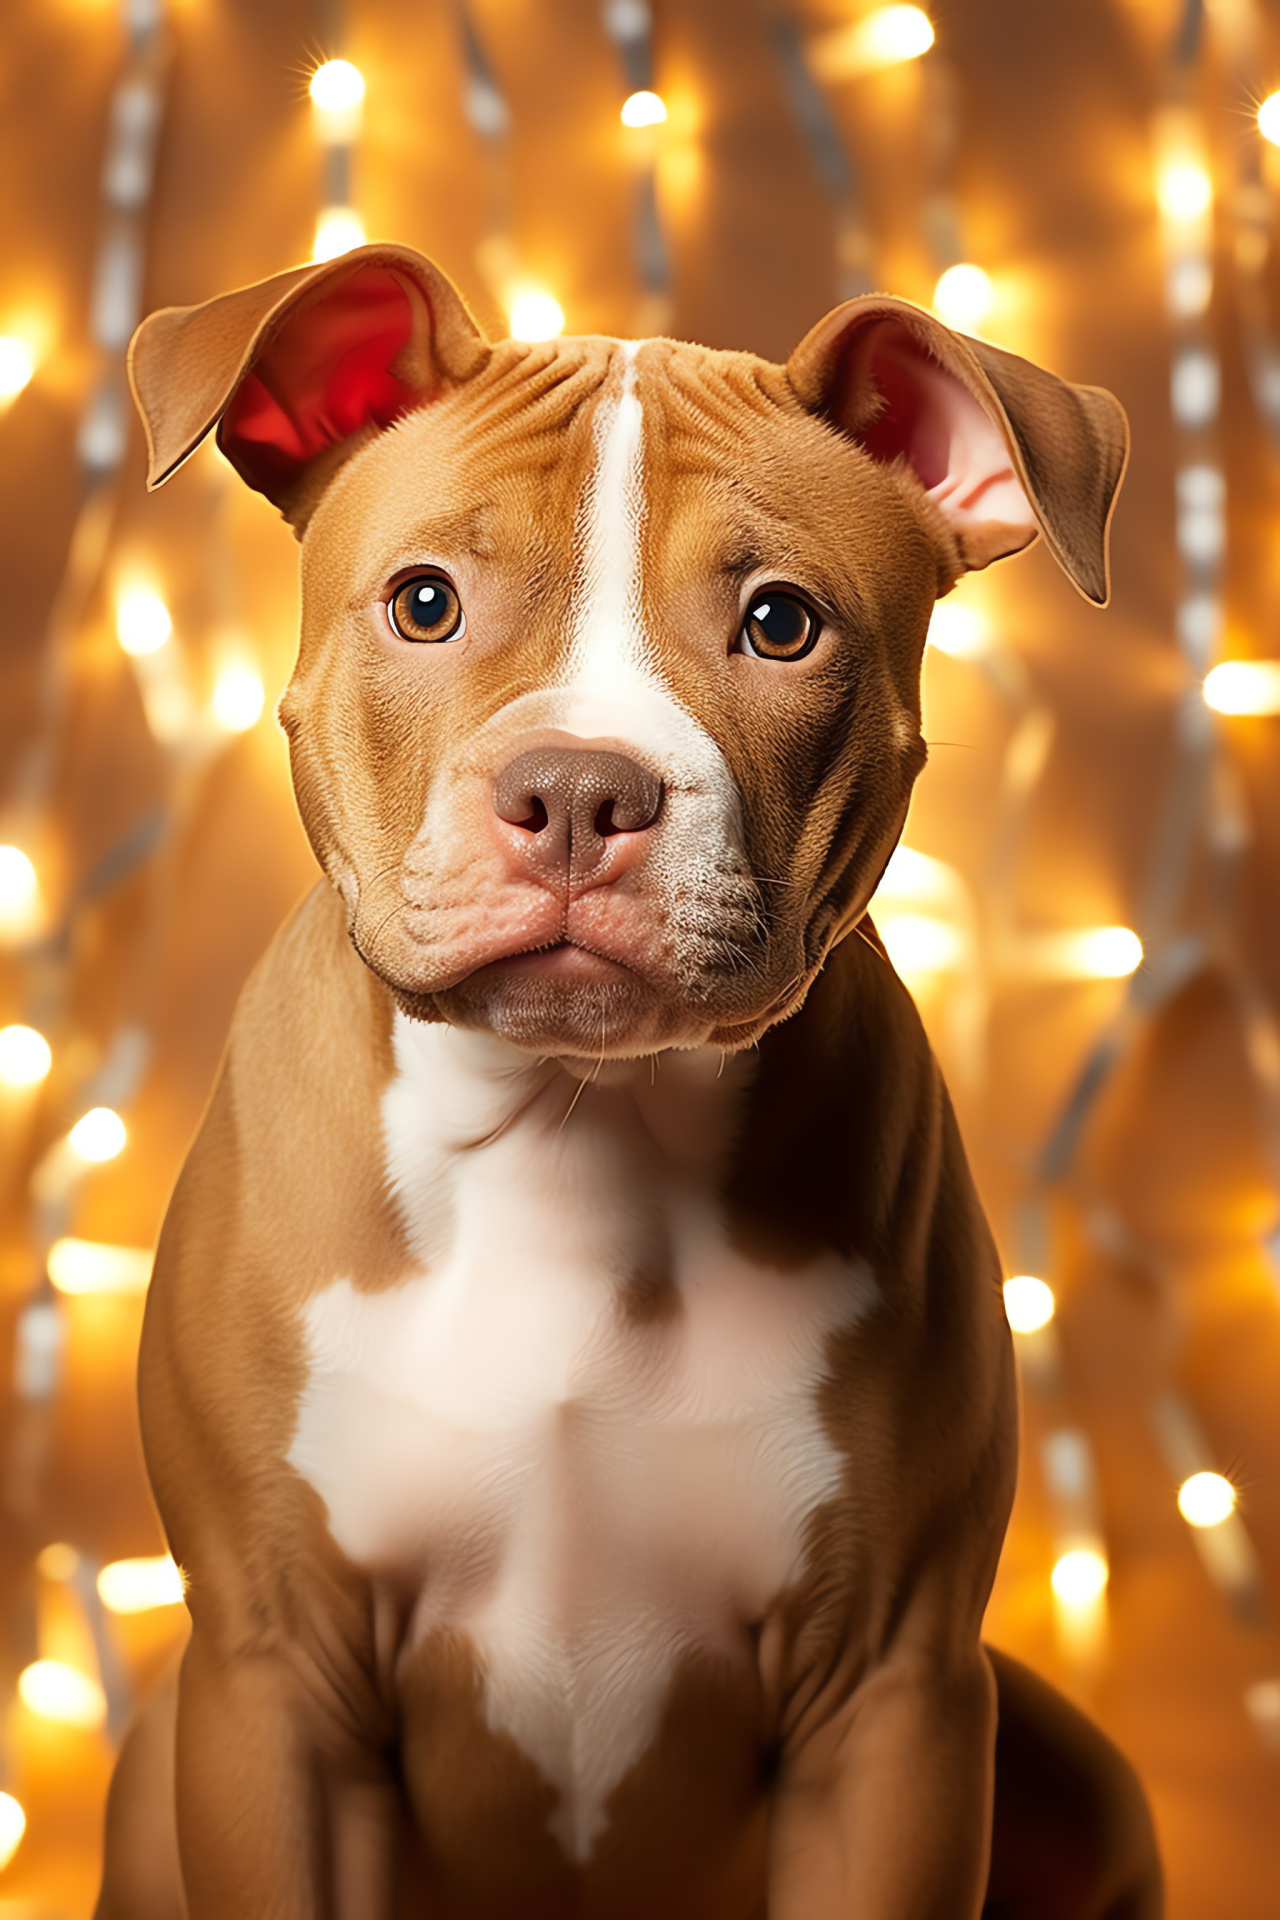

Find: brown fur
[96,247,1156,1920]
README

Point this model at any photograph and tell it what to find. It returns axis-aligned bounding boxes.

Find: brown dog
[96,245,1157,1918]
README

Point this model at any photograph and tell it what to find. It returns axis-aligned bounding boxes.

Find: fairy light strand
[603,0,674,335]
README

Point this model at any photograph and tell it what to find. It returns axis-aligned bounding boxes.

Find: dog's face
[131,248,1126,1058]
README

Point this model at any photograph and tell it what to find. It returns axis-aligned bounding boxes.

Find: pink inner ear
[220,266,422,495]
[855,327,1037,569]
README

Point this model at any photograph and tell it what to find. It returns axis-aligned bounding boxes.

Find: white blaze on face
[557,347,718,779]
[566,342,649,722]
[288,1016,875,1862]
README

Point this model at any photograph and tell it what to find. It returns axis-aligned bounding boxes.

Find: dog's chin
[386,947,714,1058]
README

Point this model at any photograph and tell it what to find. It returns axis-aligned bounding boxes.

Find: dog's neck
[379,1015,754,1264]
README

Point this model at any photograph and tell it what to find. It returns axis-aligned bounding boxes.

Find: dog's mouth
[468,941,642,989]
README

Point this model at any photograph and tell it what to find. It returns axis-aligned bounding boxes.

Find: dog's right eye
[387,574,465,644]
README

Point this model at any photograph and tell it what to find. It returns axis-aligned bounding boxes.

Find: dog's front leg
[767,1636,997,1920]
[174,1629,399,1920]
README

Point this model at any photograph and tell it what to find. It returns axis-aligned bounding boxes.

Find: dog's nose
[493,748,663,879]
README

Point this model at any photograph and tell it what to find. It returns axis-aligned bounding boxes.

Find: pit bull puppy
[98,244,1158,1919]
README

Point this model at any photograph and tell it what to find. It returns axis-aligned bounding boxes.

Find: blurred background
[2,0,1280,1911]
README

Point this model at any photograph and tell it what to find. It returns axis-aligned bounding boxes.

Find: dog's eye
[388,575,465,644]
[740,591,819,662]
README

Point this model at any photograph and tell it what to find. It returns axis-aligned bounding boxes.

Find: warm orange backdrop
[2,0,1279,1912]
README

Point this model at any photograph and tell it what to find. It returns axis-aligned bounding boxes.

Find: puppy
[96,245,1157,1919]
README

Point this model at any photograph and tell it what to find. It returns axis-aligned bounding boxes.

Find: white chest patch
[288,1020,874,1860]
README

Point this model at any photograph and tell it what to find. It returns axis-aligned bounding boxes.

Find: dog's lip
[470,942,643,987]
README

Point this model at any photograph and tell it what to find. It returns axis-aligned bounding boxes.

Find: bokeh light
[1177,1472,1237,1529]
[508,288,566,342]
[67,1107,127,1164]
[0,1022,52,1087]
[1003,1275,1056,1334]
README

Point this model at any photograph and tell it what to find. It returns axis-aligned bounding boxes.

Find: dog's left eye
[739,591,819,662]
[387,574,465,644]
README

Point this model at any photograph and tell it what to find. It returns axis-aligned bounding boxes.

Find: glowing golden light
[880,913,963,977]
[508,288,566,342]
[48,1237,152,1295]
[0,844,40,940]
[1157,162,1212,223]
[1051,1547,1109,1606]
[0,1792,26,1871]
[116,586,172,657]
[1177,1471,1236,1529]
[1003,1275,1056,1334]
[1203,660,1280,715]
[0,335,36,404]
[927,600,991,658]
[1072,925,1143,978]
[98,1554,184,1614]
[18,1659,107,1729]
[621,89,667,128]
[36,1542,80,1581]
[313,206,367,263]
[932,263,993,331]
[812,6,935,80]
[212,664,266,733]
[0,1022,52,1088]
[1258,92,1280,147]
[67,1106,127,1164]
[1016,925,1142,980]
[309,59,365,113]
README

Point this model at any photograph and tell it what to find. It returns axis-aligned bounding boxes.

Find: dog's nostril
[511,795,549,834]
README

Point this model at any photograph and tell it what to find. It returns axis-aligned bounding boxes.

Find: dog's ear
[128,244,491,532]
[786,297,1128,606]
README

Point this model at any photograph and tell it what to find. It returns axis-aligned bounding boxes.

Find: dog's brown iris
[388,574,465,643]
[741,591,818,662]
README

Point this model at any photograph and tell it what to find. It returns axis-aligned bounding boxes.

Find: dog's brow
[395,506,498,560]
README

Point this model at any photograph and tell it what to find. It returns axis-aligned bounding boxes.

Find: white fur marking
[288,1017,874,1861]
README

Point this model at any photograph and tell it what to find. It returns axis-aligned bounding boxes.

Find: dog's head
[130,244,1126,1059]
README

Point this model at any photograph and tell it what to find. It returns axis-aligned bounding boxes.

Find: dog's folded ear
[128,244,491,532]
[786,297,1128,606]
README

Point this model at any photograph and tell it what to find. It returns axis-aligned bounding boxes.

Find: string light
[1051,1545,1109,1606]
[0,1023,53,1087]
[1003,1274,1056,1334]
[1203,660,1280,715]
[212,663,266,733]
[35,1543,79,1581]
[67,1107,127,1164]
[17,1659,107,1729]
[313,205,366,263]
[1014,925,1144,980]
[0,335,36,404]
[310,59,365,123]
[47,1238,151,1295]
[0,843,40,941]
[879,913,963,977]
[811,5,935,81]
[97,1554,184,1613]
[621,89,667,127]
[1177,1471,1237,1528]
[508,288,566,341]
[115,585,172,656]
[1157,160,1213,224]
[0,1792,25,1871]
[927,600,991,658]
[310,60,365,146]
[932,262,993,330]
[1259,91,1280,147]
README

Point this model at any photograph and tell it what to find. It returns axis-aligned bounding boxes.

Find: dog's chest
[287,1022,873,1860]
